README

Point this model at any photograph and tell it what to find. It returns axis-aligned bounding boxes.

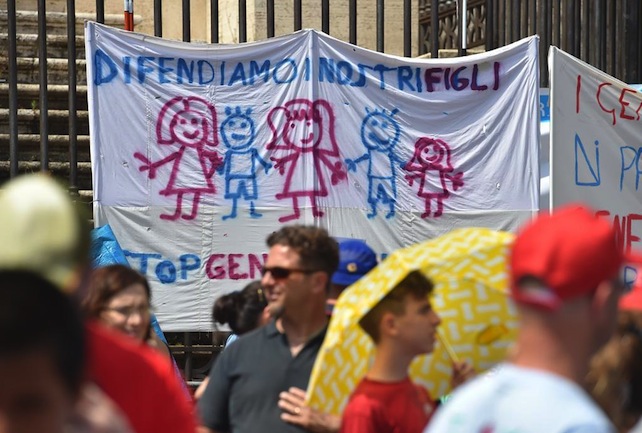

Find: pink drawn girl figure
[404,137,464,218]
[134,96,222,221]
[267,99,346,223]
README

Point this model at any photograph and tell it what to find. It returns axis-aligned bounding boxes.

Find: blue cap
[331,239,378,287]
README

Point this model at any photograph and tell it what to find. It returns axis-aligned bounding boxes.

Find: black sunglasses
[261,266,316,279]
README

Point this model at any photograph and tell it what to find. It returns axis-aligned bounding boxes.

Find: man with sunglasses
[198,225,340,433]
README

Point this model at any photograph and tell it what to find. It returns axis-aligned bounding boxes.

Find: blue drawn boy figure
[218,106,271,220]
[345,108,404,219]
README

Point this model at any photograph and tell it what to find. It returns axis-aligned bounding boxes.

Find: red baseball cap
[510,204,642,310]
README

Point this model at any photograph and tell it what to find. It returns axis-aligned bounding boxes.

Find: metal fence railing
[419,0,642,87]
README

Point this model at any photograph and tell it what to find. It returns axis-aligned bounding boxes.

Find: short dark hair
[0,270,86,395]
[82,264,151,318]
[212,280,267,335]
[266,225,339,277]
[359,270,434,343]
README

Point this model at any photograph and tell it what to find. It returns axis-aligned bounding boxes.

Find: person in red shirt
[86,321,197,433]
[340,270,472,433]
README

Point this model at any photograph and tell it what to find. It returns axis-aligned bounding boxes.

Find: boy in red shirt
[340,270,471,433]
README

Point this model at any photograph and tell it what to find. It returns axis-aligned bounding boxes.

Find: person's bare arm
[278,387,341,433]
[194,377,210,400]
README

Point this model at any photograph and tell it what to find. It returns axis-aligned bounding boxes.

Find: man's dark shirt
[198,320,327,433]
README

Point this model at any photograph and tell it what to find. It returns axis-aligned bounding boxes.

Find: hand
[449,171,464,191]
[451,361,475,389]
[330,162,346,185]
[201,151,223,179]
[134,152,156,179]
[345,159,357,172]
[404,174,415,186]
[278,387,341,433]
[205,151,223,168]
[271,157,286,175]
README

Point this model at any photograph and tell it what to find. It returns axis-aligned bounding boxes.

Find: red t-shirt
[85,321,197,433]
[340,377,436,433]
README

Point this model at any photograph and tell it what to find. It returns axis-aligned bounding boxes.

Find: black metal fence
[419,0,642,87]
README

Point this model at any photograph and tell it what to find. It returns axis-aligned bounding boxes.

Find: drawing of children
[134,96,222,221]
[266,99,346,223]
[345,108,404,219]
[218,106,271,220]
[404,137,464,218]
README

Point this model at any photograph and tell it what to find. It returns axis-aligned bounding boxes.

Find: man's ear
[591,279,619,314]
[380,311,398,338]
[310,272,329,295]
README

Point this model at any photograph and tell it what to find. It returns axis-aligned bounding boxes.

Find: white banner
[87,22,539,330]
[549,47,642,286]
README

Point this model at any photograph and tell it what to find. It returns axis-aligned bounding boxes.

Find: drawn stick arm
[317,152,346,184]
[445,171,465,190]
[133,151,178,178]
[271,153,297,174]
[255,150,272,173]
[202,151,224,178]
[404,171,422,186]
[345,153,369,171]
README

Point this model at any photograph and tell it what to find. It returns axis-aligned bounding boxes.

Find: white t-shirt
[425,364,615,433]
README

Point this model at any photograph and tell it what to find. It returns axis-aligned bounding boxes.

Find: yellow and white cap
[0,174,87,292]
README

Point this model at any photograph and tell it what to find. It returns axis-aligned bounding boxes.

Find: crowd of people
[1,172,642,433]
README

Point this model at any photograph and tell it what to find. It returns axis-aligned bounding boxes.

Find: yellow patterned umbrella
[306,227,517,415]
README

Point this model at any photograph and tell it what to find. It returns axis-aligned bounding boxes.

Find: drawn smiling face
[171,110,209,148]
[284,111,323,151]
[221,113,255,150]
[418,141,445,168]
[361,112,401,151]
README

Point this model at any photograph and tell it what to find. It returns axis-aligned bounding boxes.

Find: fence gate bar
[267,0,275,38]
[294,0,302,31]
[376,0,384,52]
[38,0,49,171]
[404,0,411,57]
[67,0,78,193]
[349,0,357,44]
[211,0,218,42]
[154,0,162,36]
[8,0,18,178]
[182,0,191,42]
[322,0,330,34]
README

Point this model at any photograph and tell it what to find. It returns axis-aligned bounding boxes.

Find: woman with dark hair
[194,280,270,399]
[212,280,270,345]
[82,264,170,358]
